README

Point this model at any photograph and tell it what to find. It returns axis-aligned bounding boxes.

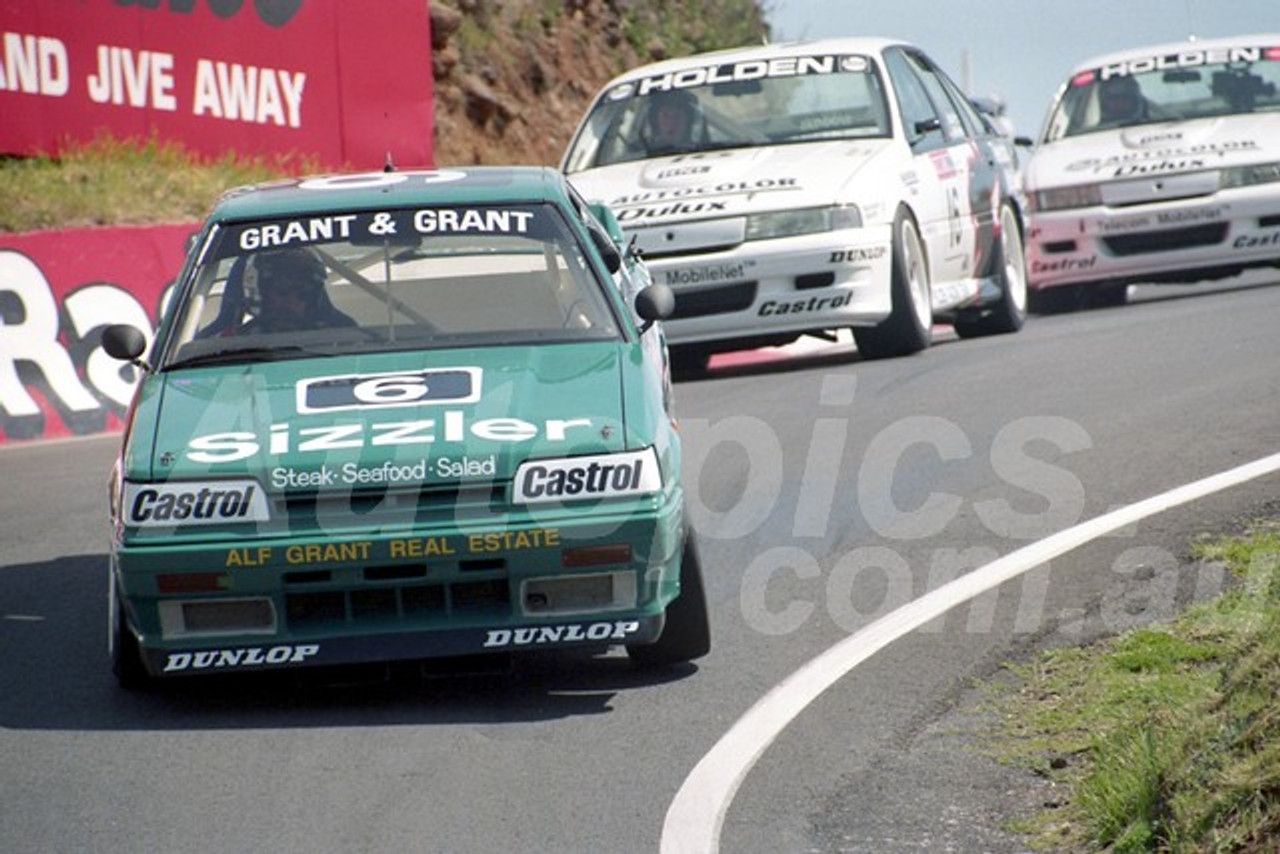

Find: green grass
[0,134,307,232]
[984,523,1280,852]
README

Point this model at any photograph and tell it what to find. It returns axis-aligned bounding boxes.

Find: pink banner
[0,0,433,169]
[0,223,193,442]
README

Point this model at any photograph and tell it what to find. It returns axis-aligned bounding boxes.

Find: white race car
[1023,34,1280,311]
[560,38,1027,372]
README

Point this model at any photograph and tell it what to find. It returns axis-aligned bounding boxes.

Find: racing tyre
[1085,284,1129,309]
[953,201,1027,338]
[669,345,711,379]
[627,527,711,668]
[112,600,152,691]
[1026,283,1085,314]
[852,207,931,359]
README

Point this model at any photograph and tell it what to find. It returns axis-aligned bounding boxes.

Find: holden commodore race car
[101,165,709,687]
[560,38,1028,372]
[1022,34,1280,311]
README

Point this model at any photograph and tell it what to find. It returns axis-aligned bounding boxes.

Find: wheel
[669,345,711,378]
[1084,284,1129,308]
[1027,283,1085,314]
[953,201,1027,338]
[627,526,711,667]
[852,206,931,359]
[112,598,152,690]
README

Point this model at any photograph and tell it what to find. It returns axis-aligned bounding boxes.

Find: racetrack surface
[3,275,1279,853]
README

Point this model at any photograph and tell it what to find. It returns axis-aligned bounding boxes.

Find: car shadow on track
[0,555,701,732]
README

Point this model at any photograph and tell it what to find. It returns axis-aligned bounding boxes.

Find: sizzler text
[186,414,595,463]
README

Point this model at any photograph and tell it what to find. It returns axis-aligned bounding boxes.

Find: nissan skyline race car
[560,38,1028,373]
[100,165,709,688]
[1022,34,1280,312]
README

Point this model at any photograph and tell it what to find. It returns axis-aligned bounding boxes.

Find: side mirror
[102,324,148,363]
[590,227,622,274]
[634,284,674,333]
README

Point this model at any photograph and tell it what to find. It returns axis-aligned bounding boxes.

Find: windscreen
[563,53,890,172]
[160,202,623,369]
[1042,44,1280,141]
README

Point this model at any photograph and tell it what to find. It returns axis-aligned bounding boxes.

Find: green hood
[128,342,630,492]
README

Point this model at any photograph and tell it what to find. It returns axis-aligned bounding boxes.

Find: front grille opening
[287,591,345,627]
[452,579,510,612]
[1043,240,1077,254]
[352,588,397,622]
[285,570,331,585]
[1260,214,1280,228]
[670,281,758,319]
[364,564,428,582]
[459,558,505,573]
[1103,223,1228,256]
[795,272,835,290]
[403,585,446,616]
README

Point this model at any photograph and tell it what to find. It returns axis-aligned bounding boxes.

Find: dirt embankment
[427,0,770,167]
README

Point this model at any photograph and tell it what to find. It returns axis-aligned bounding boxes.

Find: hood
[133,343,628,495]
[570,140,892,228]
[1025,113,1280,190]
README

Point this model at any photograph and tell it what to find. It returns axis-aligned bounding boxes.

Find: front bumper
[112,498,682,678]
[1025,182,1280,289]
[638,225,894,346]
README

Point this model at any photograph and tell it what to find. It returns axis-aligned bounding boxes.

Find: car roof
[1063,32,1280,76]
[208,165,569,222]
[599,36,916,87]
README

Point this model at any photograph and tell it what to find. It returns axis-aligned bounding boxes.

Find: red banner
[0,0,433,169]
[0,223,192,442]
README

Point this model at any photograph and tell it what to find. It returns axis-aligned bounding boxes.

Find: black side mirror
[102,324,148,364]
[589,227,622,274]
[634,284,675,333]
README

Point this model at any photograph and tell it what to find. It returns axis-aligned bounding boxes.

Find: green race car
[102,165,708,687]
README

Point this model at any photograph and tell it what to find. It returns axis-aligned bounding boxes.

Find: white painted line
[661,451,1280,853]
[3,614,45,622]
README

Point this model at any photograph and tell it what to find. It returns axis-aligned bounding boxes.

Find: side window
[883,48,945,149]
[900,49,969,143]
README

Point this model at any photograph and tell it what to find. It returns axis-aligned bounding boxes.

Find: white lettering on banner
[86,45,176,110]
[163,645,320,672]
[0,252,101,418]
[191,60,306,127]
[413,209,534,234]
[482,621,642,648]
[238,216,358,250]
[0,33,70,96]
[635,55,840,95]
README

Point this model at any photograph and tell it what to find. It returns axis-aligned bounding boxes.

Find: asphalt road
[3,276,1279,853]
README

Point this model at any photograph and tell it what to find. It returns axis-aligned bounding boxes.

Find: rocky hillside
[428,0,771,167]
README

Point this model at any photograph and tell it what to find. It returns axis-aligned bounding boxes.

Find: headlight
[513,447,662,504]
[1031,184,1102,212]
[744,204,863,241]
[1220,161,1280,189]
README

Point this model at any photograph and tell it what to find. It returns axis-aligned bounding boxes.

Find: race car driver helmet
[250,247,332,329]
[1098,75,1143,123]
[643,89,703,152]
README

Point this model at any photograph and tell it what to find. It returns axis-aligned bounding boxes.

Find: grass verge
[0,134,308,232]
[982,522,1280,852]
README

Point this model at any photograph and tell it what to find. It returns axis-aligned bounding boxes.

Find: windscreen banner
[0,224,191,443]
[0,0,434,168]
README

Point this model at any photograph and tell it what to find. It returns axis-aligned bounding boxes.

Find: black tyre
[1027,283,1085,314]
[852,207,931,359]
[954,201,1027,338]
[112,599,152,691]
[669,345,711,378]
[627,527,711,667]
